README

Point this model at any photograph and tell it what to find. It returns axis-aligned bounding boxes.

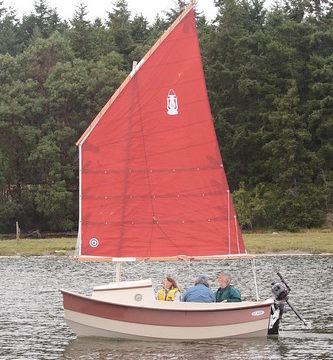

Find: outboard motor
[268,272,307,335]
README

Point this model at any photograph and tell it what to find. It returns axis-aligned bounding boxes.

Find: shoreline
[253,252,333,256]
[0,231,332,257]
[1,252,332,258]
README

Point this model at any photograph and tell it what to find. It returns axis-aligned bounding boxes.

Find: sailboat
[60,1,276,340]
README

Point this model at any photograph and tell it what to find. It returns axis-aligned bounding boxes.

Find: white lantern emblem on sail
[167,89,178,115]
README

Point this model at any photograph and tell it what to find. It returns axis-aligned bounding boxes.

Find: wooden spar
[115,262,121,282]
[74,254,255,262]
[113,258,136,281]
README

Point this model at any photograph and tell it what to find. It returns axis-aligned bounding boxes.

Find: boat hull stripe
[62,291,271,327]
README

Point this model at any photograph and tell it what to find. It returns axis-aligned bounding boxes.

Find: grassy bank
[0,238,76,256]
[244,231,333,254]
[0,231,332,256]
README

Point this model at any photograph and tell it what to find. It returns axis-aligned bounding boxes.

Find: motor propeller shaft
[285,298,308,327]
[271,272,308,327]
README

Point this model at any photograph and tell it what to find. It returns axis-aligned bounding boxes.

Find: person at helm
[215,272,241,303]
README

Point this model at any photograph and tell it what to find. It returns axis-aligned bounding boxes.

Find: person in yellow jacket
[156,275,181,301]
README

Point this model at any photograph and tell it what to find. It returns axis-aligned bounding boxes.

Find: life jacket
[157,287,179,301]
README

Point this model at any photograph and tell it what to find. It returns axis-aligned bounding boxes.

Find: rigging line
[234,215,240,254]
[143,55,202,70]
[135,70,156,257]
[88,115,211,152]
[84,218,232,227]
[120,258,147,280]
[191,2,232,255]
[228,190,230,255]
[85,165,223,175]
[164,263,169,278]
[186,259,193,288]
[129,257,146,269]
[252,258,259,301]
[154,220,194,254]
[144,139,218,159]
[118,72,136,257]
[81,260,116,276]
[77,2,195,147]
[86,190,228,202]
[76,145,82,257]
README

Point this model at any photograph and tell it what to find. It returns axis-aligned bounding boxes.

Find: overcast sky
[4,0,220,23]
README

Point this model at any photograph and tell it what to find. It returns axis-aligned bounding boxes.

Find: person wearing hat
[182,274,215,303]
[215,272,241,303]
[156,275,181,301]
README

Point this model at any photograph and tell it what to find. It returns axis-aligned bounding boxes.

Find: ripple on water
[0,255,332,359]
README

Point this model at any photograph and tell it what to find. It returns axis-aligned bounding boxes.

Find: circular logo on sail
[167,89,178,115]
[89,238,99,248]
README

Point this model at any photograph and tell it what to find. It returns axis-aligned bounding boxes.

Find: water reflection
[63,337,270,360]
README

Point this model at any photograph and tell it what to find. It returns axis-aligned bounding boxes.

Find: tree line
[0,0,331,233]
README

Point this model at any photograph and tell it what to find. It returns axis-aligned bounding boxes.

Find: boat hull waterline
[61,289,273,341]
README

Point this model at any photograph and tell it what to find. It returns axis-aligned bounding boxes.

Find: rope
[228,190,230,254]
[234,215,240,254]
[251,258,259,301]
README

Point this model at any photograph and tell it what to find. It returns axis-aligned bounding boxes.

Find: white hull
[64,310,269,340]
[61,280,273,341]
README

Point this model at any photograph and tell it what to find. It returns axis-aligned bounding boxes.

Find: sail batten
[76,254,253,263]
[77,4,246,260]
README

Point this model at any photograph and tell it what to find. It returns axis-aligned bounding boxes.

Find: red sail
[78,7,246,259]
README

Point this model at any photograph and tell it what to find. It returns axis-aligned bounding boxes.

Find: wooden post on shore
[16,221,20,244]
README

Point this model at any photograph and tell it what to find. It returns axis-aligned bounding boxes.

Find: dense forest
[0,0,331,233]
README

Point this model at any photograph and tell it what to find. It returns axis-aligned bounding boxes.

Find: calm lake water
[0,255,332,359]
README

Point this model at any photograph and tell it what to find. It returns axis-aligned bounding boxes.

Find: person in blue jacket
[215,272,241,303]
[182,274,215,303]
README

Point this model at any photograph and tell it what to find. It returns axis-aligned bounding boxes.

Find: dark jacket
[182,283,215,303]
[215,285,241,303]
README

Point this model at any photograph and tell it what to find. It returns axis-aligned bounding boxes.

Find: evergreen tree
[306,0,333,223]
[263,82,324,230]
[19,0,64,47]
[69,2,93,60]
[0,0,331,232]
[90,18,110,60]
[149,14,168,41]
[107,0,133,64]
[205,0,269,189]
[129,14,152,64]
[0,4,22,55]
[164,0,188,25]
